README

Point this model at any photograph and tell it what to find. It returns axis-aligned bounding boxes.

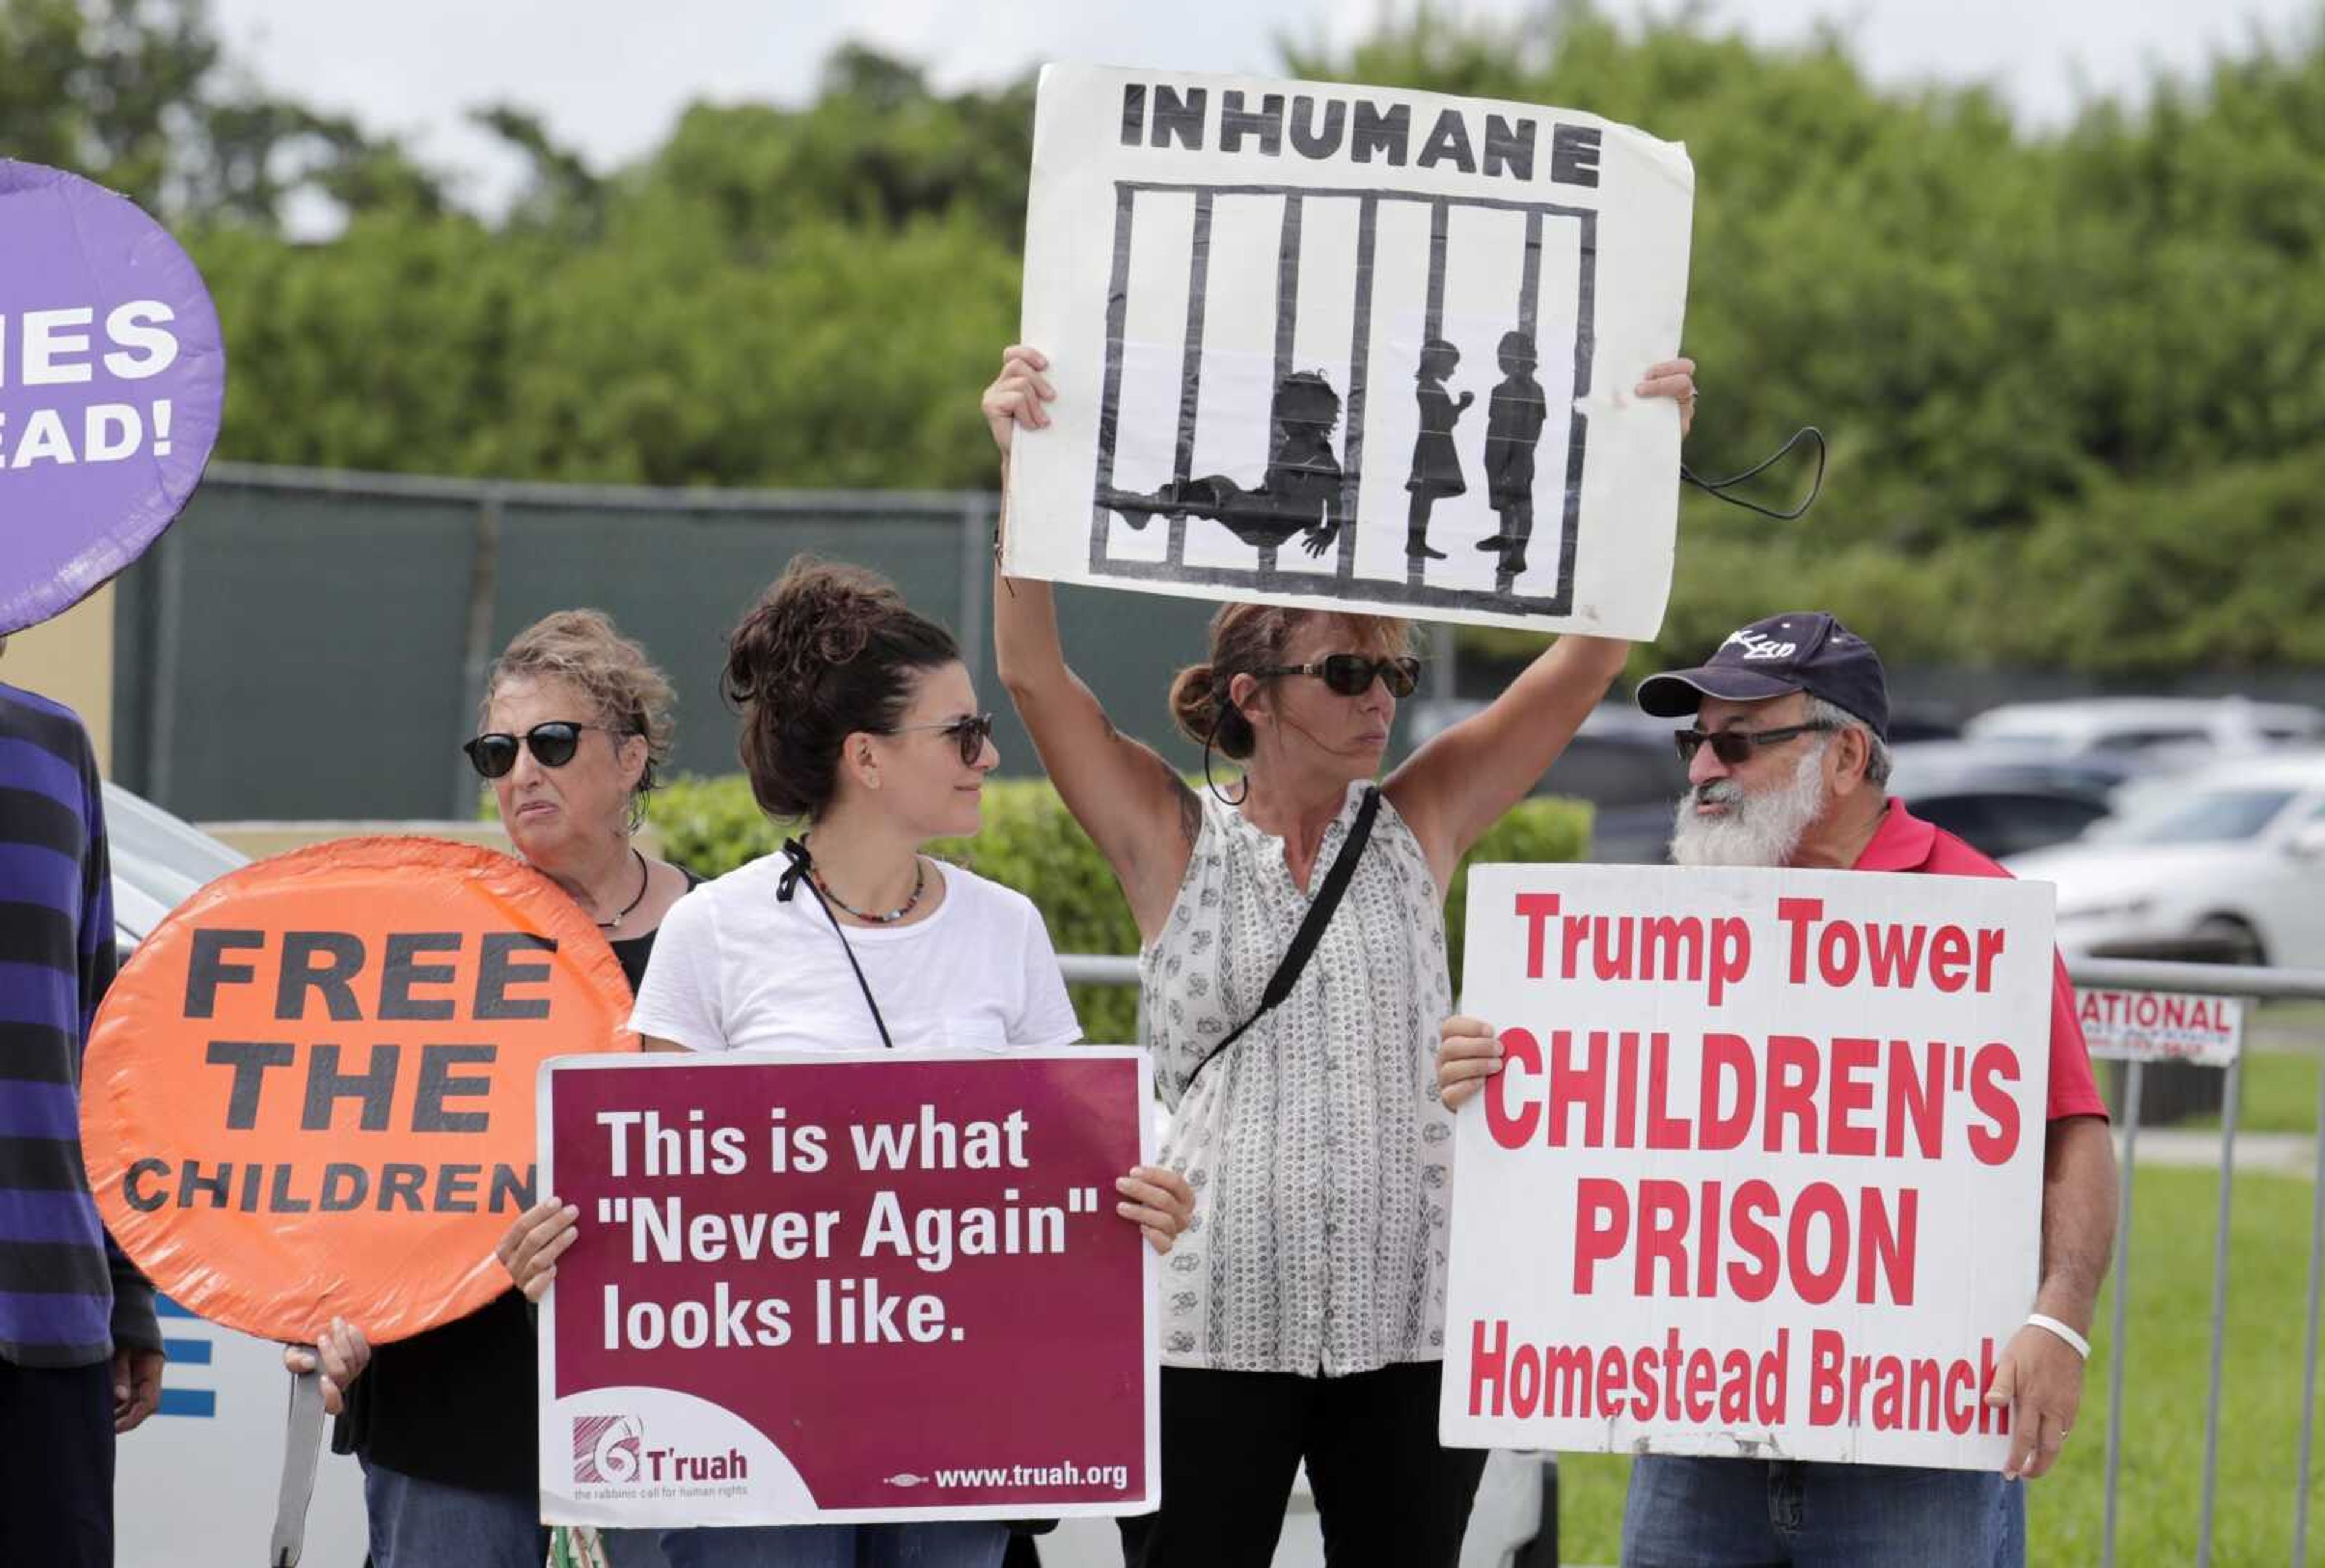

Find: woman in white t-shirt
[504,558,1195,1568]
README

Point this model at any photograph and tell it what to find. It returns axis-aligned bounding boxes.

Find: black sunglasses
[1256,654,1422,699]
[463,721,632,779]
[1674,720,1838,768]
[889,713,997,766]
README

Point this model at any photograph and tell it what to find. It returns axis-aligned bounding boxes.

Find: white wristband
[2026,1313,2091,1360]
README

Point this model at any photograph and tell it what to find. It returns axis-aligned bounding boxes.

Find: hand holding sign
[1115,1164,1195,1252]
[1435,1015,1504,1110]
[1635,357,1698,438]
[281,1319,372,1417]
[499,1197,586,1303]
[983,344,1057,462]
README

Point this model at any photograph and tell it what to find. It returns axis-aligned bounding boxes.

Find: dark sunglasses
[463,721,632,779]
[1257,654,1422,699]
[1673,720,1838,767]
[889,712,997,766]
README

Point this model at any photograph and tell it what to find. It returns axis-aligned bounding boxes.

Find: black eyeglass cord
[776,838,895,1050]
[1681,425,1826,520]
[1201,707,1249,808]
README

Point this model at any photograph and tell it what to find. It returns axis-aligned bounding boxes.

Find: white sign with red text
[2074,988,2241,1069]
[1442,865,2054,1470]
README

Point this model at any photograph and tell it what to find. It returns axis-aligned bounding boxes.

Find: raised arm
[1386,634,1630,887]
[984,347,1201,941]
[1385,357,1696,886]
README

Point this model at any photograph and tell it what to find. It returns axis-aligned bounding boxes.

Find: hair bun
[724,560,902,708]
[1169,661,1243,754]
[725,556,961,821]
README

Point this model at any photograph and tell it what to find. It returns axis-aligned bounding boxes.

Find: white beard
[1669,742,1830,868]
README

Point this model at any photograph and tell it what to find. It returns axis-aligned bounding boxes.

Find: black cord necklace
[596,846,651,931]
[804,838,927,925]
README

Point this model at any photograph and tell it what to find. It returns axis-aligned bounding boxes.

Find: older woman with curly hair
[289,608,699,1568]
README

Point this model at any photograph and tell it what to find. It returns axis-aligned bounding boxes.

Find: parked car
[2004,751,2325,967]
[1884,742,2129,861]
[1408,698,1965,865]
[1405,700,1687,865]
[1964,696,2325,762]
[100,783,375,1568]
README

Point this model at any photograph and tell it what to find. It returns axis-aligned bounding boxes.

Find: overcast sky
[209,0,2318,212]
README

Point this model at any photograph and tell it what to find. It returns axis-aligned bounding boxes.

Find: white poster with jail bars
[1006,64,1695,637]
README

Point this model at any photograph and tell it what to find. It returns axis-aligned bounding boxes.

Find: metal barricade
[2069,958,2325,1568]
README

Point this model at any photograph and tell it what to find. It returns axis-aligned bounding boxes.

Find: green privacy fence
[108,463,1282,823]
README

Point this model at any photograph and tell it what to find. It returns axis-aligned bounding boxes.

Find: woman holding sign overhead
[503,558,1195,1568]
[983,343,1695,1568]
[286,610,698,1568]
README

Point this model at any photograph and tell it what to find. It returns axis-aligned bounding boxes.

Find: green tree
[0,0,216,211]
[1299,5,2325,674]
[0,0,448,224]
[22,0,2322,674]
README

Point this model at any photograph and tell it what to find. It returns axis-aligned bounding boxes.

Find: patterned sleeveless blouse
[1141,780,1457,1374]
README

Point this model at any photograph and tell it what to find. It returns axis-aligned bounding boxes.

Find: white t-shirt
[627,851,1082,1055]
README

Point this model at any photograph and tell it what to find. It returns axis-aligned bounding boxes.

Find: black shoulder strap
[777,838,894,1050]
[1182,786,1381,1095]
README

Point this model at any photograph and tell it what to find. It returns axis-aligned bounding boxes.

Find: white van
[116,1294,371,1566]
[105,783,372,1567]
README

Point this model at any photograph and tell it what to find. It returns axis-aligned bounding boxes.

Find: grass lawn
[2185,1001,2325,1135]
[2211,1048,2325,1135]
[1552,1165,2325,1565]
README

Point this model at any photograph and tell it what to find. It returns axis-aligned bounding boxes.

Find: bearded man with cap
[1437,612,2117,1568]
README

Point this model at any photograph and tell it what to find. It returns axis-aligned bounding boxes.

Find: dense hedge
[644,774,1592,1041]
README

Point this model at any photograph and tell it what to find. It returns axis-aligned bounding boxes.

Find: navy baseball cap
[1635,612,1890,739]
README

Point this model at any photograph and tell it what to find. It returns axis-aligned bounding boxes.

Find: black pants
[0,1357,114,1567]
[1118,1362,1487,1568]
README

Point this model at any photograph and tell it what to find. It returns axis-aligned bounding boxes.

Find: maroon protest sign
[537,1048,1158,1527]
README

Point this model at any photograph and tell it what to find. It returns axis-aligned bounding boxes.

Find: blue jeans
[1621,1456,2025,1567]
[361,1457,549,1568]
[659,1522,1009,1568]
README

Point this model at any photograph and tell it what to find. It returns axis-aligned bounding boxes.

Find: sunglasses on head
[889,712,997,766]
[1257,654,1422,699]
[462,721,631,779]
[1673,720,1837,767]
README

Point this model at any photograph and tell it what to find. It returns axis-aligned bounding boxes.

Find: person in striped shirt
[1,649,166,1567]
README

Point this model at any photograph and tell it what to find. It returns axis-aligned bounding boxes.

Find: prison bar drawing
[1087,180,1598,616]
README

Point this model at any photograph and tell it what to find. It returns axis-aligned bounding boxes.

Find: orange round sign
[81,837,638,1343]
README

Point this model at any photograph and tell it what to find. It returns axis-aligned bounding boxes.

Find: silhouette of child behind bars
[1477,329,1548,576]
[1102,371,1344,557]
[1404,337,1472,561]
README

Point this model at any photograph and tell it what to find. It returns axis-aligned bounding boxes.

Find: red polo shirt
[1852,798,2109,1123]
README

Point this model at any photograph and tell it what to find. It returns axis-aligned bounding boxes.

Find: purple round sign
[0,161,226,637]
